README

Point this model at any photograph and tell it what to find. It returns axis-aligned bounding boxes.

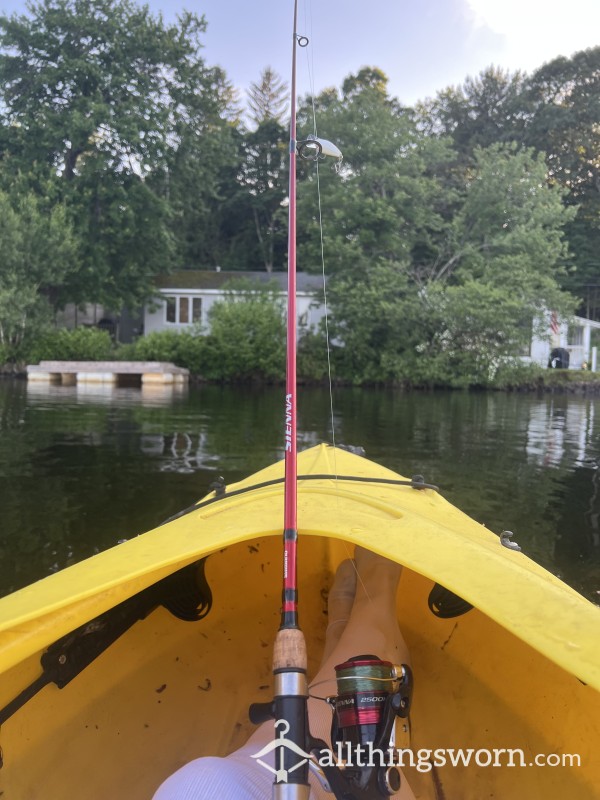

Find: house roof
[155,270,324,292]
[574,315,600,329]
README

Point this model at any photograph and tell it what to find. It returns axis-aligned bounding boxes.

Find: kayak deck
[0,445,598,798]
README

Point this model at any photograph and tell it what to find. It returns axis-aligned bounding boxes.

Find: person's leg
[241,554,358,753]
[321,557,357,663]
[154,548,414,799]
[307,546,409,734]
[152,559,357,800]
[305,547,415,799]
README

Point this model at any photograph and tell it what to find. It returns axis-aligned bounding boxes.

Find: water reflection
[526,398,596,468]
[1,381,599,601]
[26,380,189,407]
[141,432,214,473]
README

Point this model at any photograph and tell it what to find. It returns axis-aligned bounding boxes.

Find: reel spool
[332,656,396,748]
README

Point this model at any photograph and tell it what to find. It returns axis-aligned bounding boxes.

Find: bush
[26,327,114,363]
[0,342,10,366]
[297,330,331,382]
[203,291,286,381]
[489,361,545,389]
[120,330,208,375]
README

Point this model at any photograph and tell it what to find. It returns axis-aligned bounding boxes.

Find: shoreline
[3,366,600,393]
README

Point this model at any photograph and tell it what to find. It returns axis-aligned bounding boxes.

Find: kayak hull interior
[0,445,598,798]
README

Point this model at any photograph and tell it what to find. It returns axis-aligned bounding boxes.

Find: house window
[192,297,202,323]
[165,295,202,325]
[166,296,176,323]
[179,297,189,324]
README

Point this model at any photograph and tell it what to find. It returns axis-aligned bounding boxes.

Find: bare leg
[306,547,415,799]
[321,558,357,663]
[315,548,407,675]
[154,548,414,800]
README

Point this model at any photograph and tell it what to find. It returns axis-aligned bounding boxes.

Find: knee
[153,756,244,800]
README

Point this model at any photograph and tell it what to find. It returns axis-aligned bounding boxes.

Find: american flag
[550,312,559,336]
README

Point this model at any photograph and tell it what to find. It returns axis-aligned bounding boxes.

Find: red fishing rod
[267,1,311,796]
[249,4,413,799]
[248,3,312,796]
[266,0,352,790]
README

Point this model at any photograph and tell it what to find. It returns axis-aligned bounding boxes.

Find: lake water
[0,379,599,603]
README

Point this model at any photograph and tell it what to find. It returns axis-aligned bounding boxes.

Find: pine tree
[247,67,289,126]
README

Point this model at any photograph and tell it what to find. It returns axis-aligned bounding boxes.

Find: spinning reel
[312,654,413,799]
[250,654,413,800]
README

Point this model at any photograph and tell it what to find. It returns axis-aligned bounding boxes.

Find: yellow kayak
[0,444,598,799]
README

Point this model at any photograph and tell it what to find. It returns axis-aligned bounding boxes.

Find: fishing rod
[260,3,311,795]
[249,3,412,798]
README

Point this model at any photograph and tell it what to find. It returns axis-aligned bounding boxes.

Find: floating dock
[26,361,189,386]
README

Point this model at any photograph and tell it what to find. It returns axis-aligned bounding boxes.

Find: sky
[1,0,599,105]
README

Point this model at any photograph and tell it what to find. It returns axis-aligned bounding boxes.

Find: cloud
[464,0,600,70]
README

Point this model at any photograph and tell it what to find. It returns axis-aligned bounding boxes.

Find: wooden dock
[26,361,189,386]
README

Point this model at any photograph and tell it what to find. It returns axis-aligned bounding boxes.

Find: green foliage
[0,0,236,308]
[297,330,331,382]
[0,6,597,384]
[26,328,114,363]
[444,145,577,334]
[0,0,212,175]
[326,260,420,384]
[489,361,545,389]
[297,68,445,276]
[419,49,600,314]
[0,185,78,361]
[489,362,600,390]
[121,331,207,375]
[304,86,575,386]
[202,285,286,381]
[225,118,289,271]
[413,282,534,387]
[417,67,526,157]
[247,67,288,125]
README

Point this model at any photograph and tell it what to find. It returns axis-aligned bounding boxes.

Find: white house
[524,314,600,371]
[143,270,326,336]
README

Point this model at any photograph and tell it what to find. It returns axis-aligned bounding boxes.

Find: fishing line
[300,0,339,490]
[300,0,336,455]
[315,164,337,456]
[299,0,374,611]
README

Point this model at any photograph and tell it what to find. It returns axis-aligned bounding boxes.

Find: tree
[0,185,77,360]
[202,66,290,272]
[223,118,289,272]
[520,48,600,311]
[296,68,450,275]
[0,0,209,177]
[153,70,240,271]
[247,67,289,125]
[416,145,577,384]
[417,67,526,157]
[0,0,236,307]
[417,51,600,318]
[425,144,574,288]
[306,83,576,385]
